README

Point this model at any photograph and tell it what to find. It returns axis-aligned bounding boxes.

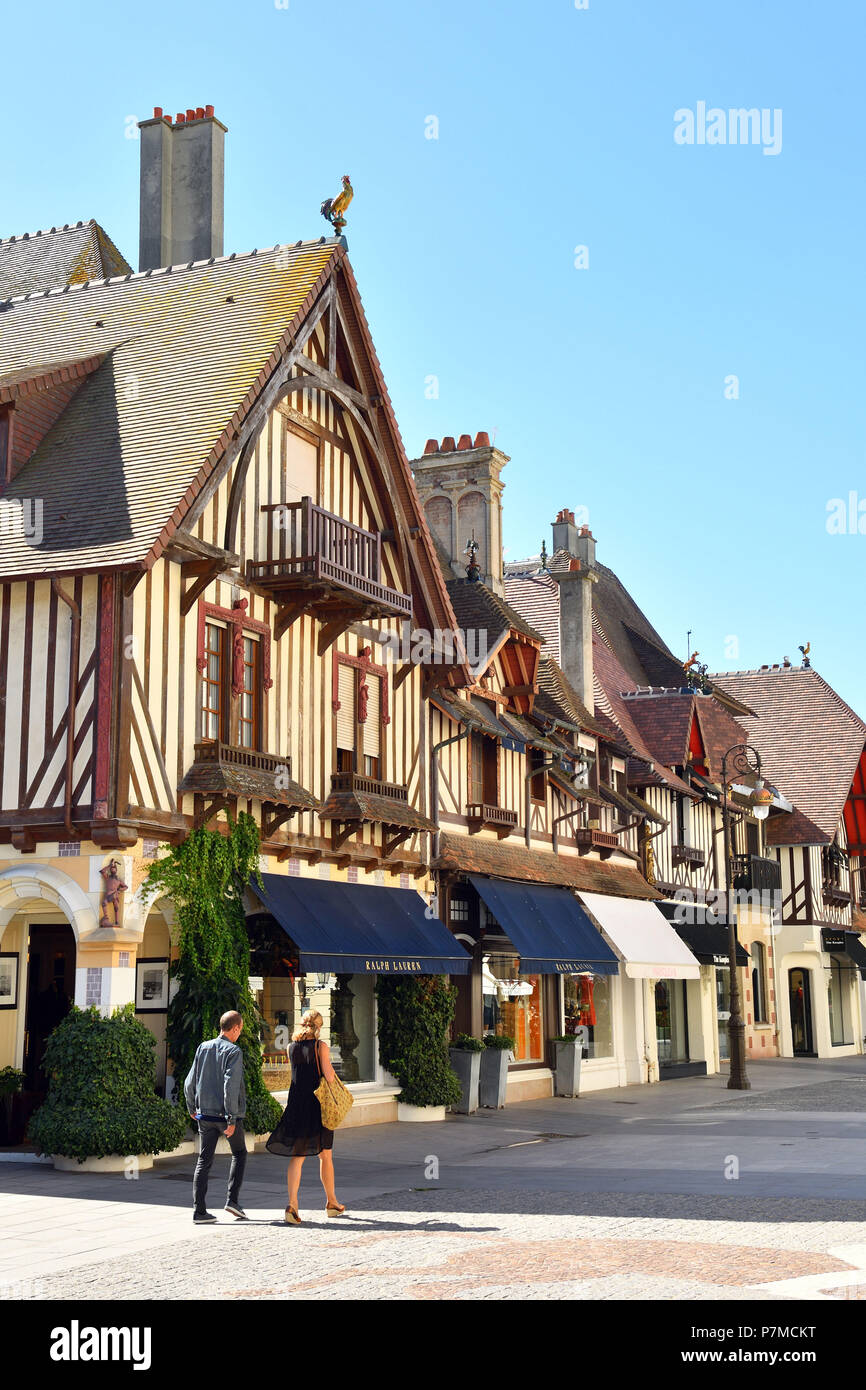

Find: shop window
[751,940,768,1024]
[827,958,853,1046]
[253,963,377,1084]
[563,974,613,1059]
[483,952,543,1063]
[655,979,689,1065]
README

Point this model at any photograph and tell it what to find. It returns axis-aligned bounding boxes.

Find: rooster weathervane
[321,175,354,235]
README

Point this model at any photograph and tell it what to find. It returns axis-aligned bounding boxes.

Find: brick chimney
[552,508,596,568]
[137,105,227,271]
[554,559,596,715]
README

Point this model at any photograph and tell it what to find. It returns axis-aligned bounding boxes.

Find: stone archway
[0,864,98,943]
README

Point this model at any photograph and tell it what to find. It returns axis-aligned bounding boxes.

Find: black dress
[266,1039,335,1157]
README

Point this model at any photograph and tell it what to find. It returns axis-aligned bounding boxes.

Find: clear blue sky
[3,1,864,708]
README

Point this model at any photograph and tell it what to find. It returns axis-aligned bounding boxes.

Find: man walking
[184,1011,248,1223]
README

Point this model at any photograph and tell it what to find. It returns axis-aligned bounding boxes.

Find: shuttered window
[202,622,226,742]
[362,674,381,757]
[336,663,356,753]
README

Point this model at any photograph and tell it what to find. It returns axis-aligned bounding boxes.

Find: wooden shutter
[336,663,356,751]
[362,674,381,757]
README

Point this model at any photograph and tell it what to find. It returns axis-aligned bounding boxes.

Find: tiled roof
[502,571,561,658]
[709,665,866,838]
[0,240,340,577]
[0,220,132,299]
[436,832,657,899]
[430,689,516,742]
[765,805,830,847]
[318,786,435,833]
[691,695,753,780]
[620,692,694,768]
[178,756,318,809]
[534,655,606,736]
[446,579,544,653]
[592,636,696,797]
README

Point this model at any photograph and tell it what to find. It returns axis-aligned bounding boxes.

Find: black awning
[823,928,866,981]
[251,874,470,975]
[655,900,749,967]
[469,874,619,975]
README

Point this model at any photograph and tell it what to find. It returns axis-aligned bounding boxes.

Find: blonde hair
[293,1010,323,1042]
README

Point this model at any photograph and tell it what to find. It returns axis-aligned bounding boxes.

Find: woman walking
[267,1009,346,1225]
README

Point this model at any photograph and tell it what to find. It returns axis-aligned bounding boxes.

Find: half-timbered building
[711,662,866,1059]
[0,107,469,1127]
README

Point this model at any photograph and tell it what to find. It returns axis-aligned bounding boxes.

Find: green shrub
[142,812,282,1137]
[484,1034,515,1050]
[0,1067,24,1098]
[452,1033,485,1052]
[29,1005,188,1161]
[376,976,462,1108]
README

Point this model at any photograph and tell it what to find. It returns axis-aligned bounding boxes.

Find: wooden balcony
[823,881,852,908]
[672,843,707,869]
[248,498,412,644]
[179,741,318,833]
[575,827,619,858]
[730,853,782,896]
[466,803,518,839]
[330,771,408,803]
[191,741,287,776]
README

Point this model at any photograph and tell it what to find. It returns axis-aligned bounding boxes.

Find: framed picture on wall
[135,958,169,1013]
[0,954,18,1010]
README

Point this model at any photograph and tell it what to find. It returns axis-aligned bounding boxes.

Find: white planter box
[397,1103,446,1123]
[52,1153,154,1173]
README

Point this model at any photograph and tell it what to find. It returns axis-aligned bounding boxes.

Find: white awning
[576,892,702,980]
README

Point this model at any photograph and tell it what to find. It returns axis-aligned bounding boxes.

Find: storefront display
[655,979,689,1066]
[483,953,543,1062]
[254,970,377,1082]
[563,973,613,1058]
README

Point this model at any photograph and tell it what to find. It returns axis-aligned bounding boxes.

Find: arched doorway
[789,968,815,1056]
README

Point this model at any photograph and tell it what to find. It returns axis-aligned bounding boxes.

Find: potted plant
[448,1034,484,1114]
[0,1066,25,1145]
[29,1004,189,1171]
[480,1034,514,1109]
[376,976,462,1121]
[552,1034,583,1098]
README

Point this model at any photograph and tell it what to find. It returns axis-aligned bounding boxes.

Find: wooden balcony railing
[672,843,707,869]
[730,853,782,895]
[466,803,518,837]
[247,498,412,618]
[330,771,409,802]
[193,741,288,775]
[575,827,619,856]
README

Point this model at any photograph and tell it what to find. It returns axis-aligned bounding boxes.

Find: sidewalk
[4,1057,866,1300]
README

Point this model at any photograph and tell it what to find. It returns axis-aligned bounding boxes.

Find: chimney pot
[440,436,456,453]
[473,431,490,448]
[195,107,205,119]
[205,104,215,118]
[176,112,185,122]
[186,108,195,121]
[153,106,163,119]
[423,438,439,455]
[457,434,473,451]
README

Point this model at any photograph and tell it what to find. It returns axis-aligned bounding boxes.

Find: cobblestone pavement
[6,1059,866,1301]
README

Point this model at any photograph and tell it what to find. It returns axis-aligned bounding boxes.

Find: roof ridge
[711,664,866,732]
[0,218,95,246]
[0,237,344,307]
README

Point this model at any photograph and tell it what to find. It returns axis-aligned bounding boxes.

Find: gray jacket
[183,1036,247,1124]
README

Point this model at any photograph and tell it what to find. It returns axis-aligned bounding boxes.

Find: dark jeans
[193,1119,247,1214]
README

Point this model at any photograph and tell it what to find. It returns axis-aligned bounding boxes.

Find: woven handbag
[313,1040,354,1130]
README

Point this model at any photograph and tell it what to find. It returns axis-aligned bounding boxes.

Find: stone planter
[448,1048,481,1114]
[52,1153,155,1173]
[397,1103,447,1123]
[479,1048,510,1108]
[553,1040,583,1098]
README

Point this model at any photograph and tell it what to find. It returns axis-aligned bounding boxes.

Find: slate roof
[620,692,694,769]
[436,832,657,899]
[709,665,866,839]
[592,636,696,798]
[691,694,753,780]
[318,785,435,833]
[0,239,340,578]
[534,655,606,737]
[501,571,561,658]
[765,805,830,847]
[446,578,544,654]
[0,221,132,299]
[178,753,318,809]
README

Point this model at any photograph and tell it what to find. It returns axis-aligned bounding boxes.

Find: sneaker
[224,1202,248,1220]
[193,1211,217,1224]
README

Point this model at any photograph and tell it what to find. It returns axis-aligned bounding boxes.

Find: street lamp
[720,742,767,1091]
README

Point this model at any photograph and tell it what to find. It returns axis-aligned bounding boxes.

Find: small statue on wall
[99,859,129,929]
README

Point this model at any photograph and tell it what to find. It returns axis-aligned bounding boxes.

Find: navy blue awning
[469,875,619,975]
[251,874,470,975]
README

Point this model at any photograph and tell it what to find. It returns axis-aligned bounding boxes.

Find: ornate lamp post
[720,742,772,1090]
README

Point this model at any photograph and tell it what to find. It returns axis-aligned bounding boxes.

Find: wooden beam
[332,819,363,850]
[261,806,297,839]
[382,826,413,858]
[194,795,233,830]
[170,530,240,568]
[180,559,224,617]
[317,610,358,656]
[274,595,317,641]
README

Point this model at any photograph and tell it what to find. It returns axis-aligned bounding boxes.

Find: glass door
[715,968,730,1061]
[789,968,814,1055]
